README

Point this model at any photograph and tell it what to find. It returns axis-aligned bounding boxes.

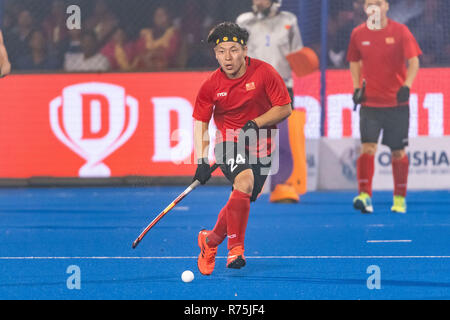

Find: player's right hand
[193,158,211,185]
[352,88,364,105]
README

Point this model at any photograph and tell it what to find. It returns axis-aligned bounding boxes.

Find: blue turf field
[0,186,449,300]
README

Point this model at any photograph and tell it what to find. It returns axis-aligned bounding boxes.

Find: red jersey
[193,57,291,155]
[347,19,422,107]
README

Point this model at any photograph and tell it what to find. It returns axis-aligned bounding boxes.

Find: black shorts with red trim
[215,142,272,202]
[359,105,409,150]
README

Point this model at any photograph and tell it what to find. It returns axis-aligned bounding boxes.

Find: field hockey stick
[353,79,366,111]
[132,162,220,249]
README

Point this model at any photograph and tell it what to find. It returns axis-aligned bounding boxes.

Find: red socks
[357,153,409,197]
[392,155,409,197]
[357,153,375,196]
[207,189,251,250]
[226,190,251,250]
[207,205,227,247]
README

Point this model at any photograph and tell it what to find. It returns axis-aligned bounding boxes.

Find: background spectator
[65,28,82,55]
[1,0,449,71]
[181,0,217,69]
[84,0,119,46]
[64,31,110,72]
[100,27,138,71]
[15,29,59,70]
[41,0,70,67]
[7,9,35,67]
[134,6,182,71]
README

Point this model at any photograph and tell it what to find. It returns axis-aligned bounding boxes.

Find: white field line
[367,240,412,243]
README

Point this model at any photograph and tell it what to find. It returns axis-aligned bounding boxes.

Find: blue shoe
[353,192,373,214]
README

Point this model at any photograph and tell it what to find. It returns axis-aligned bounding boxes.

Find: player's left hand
[240,120,259,134]
[397,86,410,103]
[239,120,259,146]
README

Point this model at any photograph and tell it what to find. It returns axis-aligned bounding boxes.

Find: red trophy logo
[50,82,138,177]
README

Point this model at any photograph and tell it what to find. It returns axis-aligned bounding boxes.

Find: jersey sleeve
[263,64,291,106]
[236,12,249,27]
[192,79,214,122]
[289,15,304,52]
[346,29,361,62]
[402,25,422,60]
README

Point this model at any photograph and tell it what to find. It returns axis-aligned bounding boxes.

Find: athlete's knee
[361,143,377,156]
[233,169,254,195]
[391,149,406,160]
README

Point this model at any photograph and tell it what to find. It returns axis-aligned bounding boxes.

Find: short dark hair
[206,22,249,46]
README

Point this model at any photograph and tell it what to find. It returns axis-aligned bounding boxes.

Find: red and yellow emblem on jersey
[246,82,256,91]
[385,37,395,44]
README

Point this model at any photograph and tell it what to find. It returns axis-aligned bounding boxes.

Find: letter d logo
[50,82,138,177]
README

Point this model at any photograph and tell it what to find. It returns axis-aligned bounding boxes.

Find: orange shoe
[197,230,217,275]
[226,245,246,269]
[270,184,299,203]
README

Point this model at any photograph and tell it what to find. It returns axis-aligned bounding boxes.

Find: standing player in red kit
[347,0,421,214]
[192,22,292,275]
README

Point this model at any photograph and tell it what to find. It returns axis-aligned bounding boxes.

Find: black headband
[214,35,246,46]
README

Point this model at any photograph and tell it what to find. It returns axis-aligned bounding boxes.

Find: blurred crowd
[2,0,450,73]
[328,0,450,68]
[2,0,250,72]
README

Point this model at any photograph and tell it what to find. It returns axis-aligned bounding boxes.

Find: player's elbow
[408,56,420,69]
[283,104,293,119]
[287,105,293,116]
[275,105,292,124]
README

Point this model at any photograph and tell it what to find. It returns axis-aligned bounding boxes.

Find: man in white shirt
[237,0,303,89]
[237,0,305,203]
[64,31,109,72]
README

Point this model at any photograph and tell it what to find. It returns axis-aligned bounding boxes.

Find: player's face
[214,42,248,79]
[364,0,389,18]
[253,0,273,13]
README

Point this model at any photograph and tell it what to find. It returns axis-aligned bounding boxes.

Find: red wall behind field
[294,69,450,138]
[0,69,448,178]
[0,72,209,178]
